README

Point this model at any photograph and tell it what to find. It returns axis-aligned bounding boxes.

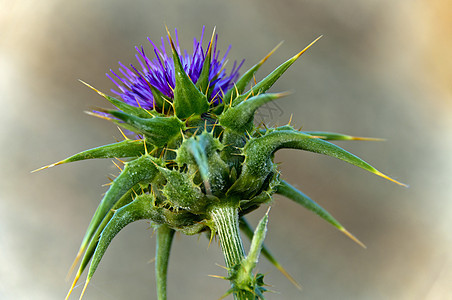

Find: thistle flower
[35,27,406,300]
[107,27,242,110]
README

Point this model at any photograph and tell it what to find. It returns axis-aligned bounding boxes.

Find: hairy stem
[155,224,175,300]
[210,205,247,299]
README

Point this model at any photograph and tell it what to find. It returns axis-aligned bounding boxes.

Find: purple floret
[107,27,244,110]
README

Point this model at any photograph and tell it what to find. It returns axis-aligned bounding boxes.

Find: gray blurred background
[1,0,451,299]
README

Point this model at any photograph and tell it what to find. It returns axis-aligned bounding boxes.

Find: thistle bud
[35,27,406,300]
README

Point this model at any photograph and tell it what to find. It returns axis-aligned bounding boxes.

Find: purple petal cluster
[107,28,243,110]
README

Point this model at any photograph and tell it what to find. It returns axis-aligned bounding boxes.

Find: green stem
[155,224,175,300]
[210,205,247,300]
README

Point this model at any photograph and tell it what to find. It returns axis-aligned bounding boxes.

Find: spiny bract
[36,27,406,300]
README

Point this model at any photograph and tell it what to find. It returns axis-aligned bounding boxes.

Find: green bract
[36,29,406,300]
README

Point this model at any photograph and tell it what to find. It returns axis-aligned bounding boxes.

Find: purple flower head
[107,27,244,110]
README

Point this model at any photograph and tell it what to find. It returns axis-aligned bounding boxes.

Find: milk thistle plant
[36,27,406,300]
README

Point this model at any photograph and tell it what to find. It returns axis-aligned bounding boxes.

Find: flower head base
[35,28,406,300]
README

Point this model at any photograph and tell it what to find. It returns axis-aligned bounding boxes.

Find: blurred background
[1,0,451,299]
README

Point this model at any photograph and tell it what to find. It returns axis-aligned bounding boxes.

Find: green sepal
[176,132,228,195]
[238,169,279,214]
[176,131,223,167]
[159,168,208,214]
[219,129,247,173]
[161,210,205,234]
[196,29,215,94]
[155,225,175,300]
[232,37,321,107]
[87,193,162,281]
[148,83,172,113]
[167,34,210,118]
[100,94,152,119]
[78,155,160,262]
[220,92,287,133]
[108,111,184,147]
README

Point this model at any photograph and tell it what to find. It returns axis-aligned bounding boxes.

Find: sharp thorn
[374,170,408,187]
[339,227,367,249]
[258,41,284,66]
[78,278,90,300]
[294,35,323,59]
[31,161,63,173]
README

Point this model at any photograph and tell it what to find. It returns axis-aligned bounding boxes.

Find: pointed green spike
[257,128,384,142]
[86,194,162,284]
[218,288,234,300]
[303,131,384,141]
[223,42,283,105]
[276,180,366,248]
[155,225,175,300]
[148,82,172,113]
[231,129,406,197]
[179,136,211,193]
[232,36,322,107]
[239,217,302,290]
[196,27,215,94]
[80,80,152,119]
[66,186,138,299]
[176,132,227,195]
[33,140,149,172]
[166,29,210,118]
[108,111,184,147]
[76,155,159,269]
[219,92,289,133]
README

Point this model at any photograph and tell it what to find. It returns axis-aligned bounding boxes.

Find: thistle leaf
[232,36,322,107]
[32,140,149,172]
[76,155,159,273]
[155,225,175,300]
[223,41,282,105]
[66,186,138,300]
[233,130,406,196]
[80,194,162,299]
[166,29,210,118]
[276,180,366,248]
[108,111,184,147]
[220,92,289,133]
